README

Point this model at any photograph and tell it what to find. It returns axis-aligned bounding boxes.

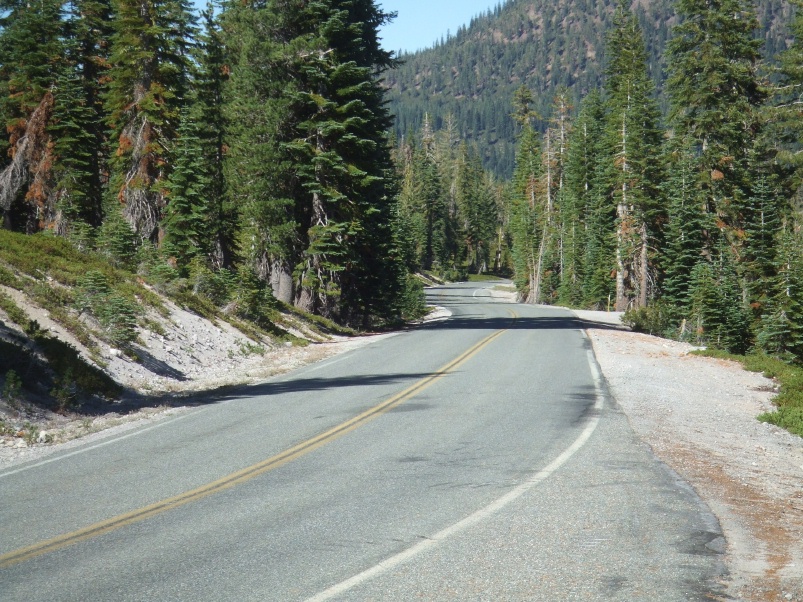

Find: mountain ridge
[385,0,792,177]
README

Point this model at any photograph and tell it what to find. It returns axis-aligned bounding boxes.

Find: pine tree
[0,0,64,231]
[282,0,401,323]
[194,4,235,269]
[661,136,709,320]
[397,119,449,272]
[225,0,402,323]
[561,90,606,307]
[509,85,541,302]
[582,182,616,309]
[666,0,764,247]
[603,0,664,311]
[689,247,752,353]
[757,225,803,361]
[454,144,497,274]
[60,0,113,230]
[105,0,197,242]
[741,174,782,316]
[49,34,105,237]
[769,0,803,194]
[221,0,301,303]
[162,108,210,273]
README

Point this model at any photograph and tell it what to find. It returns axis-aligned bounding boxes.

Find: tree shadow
[104,371,438,415]
[418,315,625,332]
[133,347,188,382]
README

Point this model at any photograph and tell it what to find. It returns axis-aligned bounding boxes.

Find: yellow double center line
[0,310,516,569]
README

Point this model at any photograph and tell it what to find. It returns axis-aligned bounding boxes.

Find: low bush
[0,291,29,327]
[76,271,139,348]
[622,302,674,336]
[399,275,427,321]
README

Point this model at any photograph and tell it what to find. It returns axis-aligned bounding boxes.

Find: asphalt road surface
[0,282,727,601]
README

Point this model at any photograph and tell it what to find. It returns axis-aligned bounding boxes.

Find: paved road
[0,282,726,600]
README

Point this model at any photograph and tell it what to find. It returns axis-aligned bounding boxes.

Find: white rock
[109,348,121,357]
[15,440,26,448]
[37,431,49,444]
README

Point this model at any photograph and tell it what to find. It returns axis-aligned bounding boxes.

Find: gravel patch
[583,318,803,602]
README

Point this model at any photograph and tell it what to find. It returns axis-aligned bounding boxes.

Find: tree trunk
[269,260,294,304]
[532,220,549,304]
[615,112,629,312]
[639,221,648,308]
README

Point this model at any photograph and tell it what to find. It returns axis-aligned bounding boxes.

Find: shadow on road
[419,315,624,332]
[205,372,436,403]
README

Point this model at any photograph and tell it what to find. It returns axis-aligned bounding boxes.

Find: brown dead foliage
[664,443,803,602]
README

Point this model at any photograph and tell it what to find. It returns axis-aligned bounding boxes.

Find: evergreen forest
[0,0,427,327]
[6,0,803,399]
[387,0,791,177]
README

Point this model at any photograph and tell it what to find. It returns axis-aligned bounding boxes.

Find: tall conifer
[603,0,664,310]
[0,0,64,231]
[509,85,542,302]
[193,4,235,268]
[666,0,764,247]
[105,0,197,242]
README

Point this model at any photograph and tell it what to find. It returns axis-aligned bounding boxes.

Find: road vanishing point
[0,282,727,601]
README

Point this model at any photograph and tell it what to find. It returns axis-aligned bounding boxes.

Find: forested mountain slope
[386,0,792,177]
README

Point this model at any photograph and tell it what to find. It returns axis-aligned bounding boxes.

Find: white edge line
[304,348,606,602]
[0,412,191,479]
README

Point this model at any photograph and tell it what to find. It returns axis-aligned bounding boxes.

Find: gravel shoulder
[576,310,803,602]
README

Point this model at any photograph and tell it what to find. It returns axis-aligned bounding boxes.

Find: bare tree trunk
[269,260,294,304]
[532,221,549,304]
[615,112,629,312]
[545,132,553,217]
[639,221,648,308]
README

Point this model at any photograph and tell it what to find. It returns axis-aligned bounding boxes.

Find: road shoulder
[584,319,803,602]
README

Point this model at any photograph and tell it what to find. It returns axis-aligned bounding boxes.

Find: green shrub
[695,350,803,438]
[442,266,468,282]
[232,268,278,322]
[2,369,22,406]
[97,295,139,348]
[96,212,138,269]
[622,302,673,336]
[0,291,29,327]
[74,271,139,348]
[75,270,111,314]
[399,275,427,321]
[188,260,235,306]
[760,406,803,435]
[51,368,78,413]
[33,333,121,400]
[0,264,21,287]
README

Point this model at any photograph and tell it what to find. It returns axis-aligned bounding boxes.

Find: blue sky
[378,0,500,54]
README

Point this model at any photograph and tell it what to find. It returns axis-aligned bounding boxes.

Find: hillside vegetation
[0,229,355,426]
[386,0,792,176]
